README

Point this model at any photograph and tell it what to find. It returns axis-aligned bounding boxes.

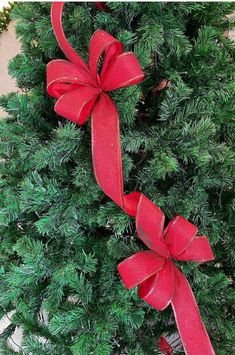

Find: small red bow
[118,194,215,354]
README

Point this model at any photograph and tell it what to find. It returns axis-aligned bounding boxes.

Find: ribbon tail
[91,93,125,211]
[171,266,215,355]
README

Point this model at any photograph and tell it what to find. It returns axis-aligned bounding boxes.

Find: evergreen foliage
[0,2,235,354]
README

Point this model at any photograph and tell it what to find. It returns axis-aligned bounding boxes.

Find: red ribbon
[158,336,174,354]
[47,3,216,354]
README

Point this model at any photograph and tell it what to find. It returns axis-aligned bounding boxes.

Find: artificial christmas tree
[0,2,235,354]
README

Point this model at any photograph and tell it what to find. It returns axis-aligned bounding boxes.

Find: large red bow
[118,194,215,355]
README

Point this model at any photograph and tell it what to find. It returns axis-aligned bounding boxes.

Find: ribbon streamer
[47,3,215,354]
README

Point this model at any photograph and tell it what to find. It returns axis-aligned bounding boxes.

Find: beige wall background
[0,20,21,116]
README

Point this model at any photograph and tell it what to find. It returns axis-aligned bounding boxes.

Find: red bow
[47,30,144,124]
[118,194,215,355]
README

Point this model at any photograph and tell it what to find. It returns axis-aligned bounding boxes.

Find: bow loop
[89,29,123,81]
[101,52,145,91]
[118,251,165,290]
[176,236,215,262]
[165,215,198,257]
[138,260,175,310]
[136,194,169,258]
[47,60,96,98]
[55,86,101,124]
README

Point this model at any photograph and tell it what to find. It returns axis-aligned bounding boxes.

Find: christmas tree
[0,2,234,354]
